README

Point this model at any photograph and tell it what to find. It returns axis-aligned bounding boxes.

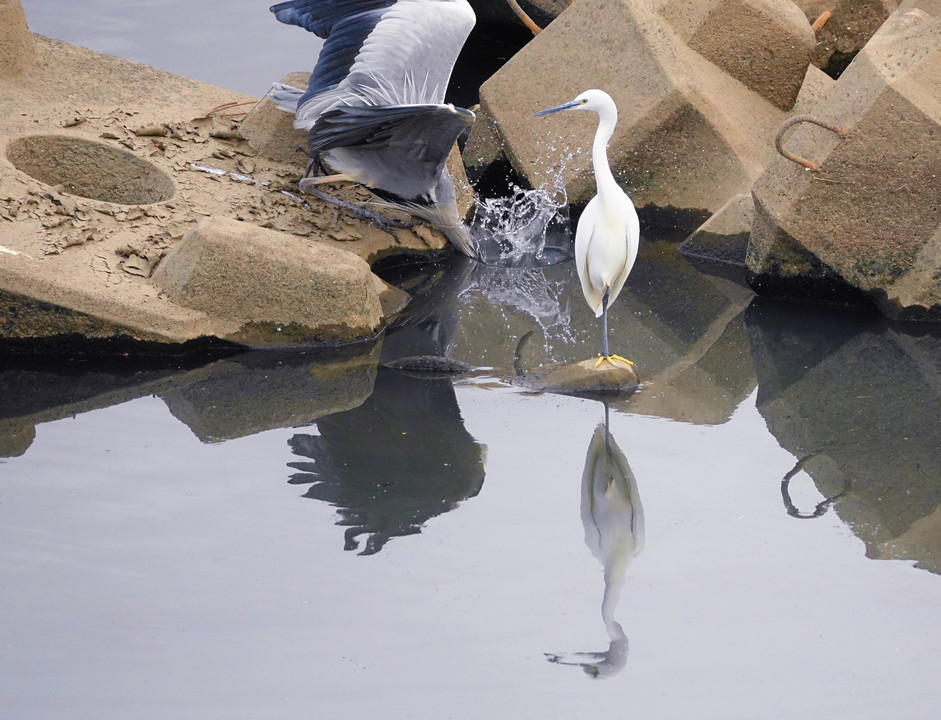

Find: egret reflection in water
[546,404,644,678]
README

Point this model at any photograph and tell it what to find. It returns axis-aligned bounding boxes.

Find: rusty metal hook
[780,453,848,519]
[774,114,850,171]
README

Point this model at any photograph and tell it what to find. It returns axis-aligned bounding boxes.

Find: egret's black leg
[594,287,635,369]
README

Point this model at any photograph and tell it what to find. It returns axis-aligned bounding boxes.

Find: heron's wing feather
[273,1,395,104]
[271,0,396,36]
[310,103,473,201]
[273,0,476,126]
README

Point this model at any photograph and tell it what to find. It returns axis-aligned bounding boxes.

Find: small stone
[121,254,152,277]
[134,125,169,137]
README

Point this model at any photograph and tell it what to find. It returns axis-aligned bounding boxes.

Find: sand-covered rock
[0,0,35,77]
[152,218,388,345]
[0,7,453,352]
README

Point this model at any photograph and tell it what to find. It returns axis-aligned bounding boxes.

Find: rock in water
[383,355,473,375]
[525,357,640,397]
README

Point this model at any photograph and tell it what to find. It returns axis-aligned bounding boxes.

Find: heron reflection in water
[287,367,485,554]
[268,0,479,257]
[546,403,644,678]
[287,257,485,555]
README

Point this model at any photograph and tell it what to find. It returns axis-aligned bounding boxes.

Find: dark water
[4,5,941,719]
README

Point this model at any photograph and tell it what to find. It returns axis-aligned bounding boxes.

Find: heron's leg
[296,147,320,180]
[301,185,415,242]
[299,175,356,190]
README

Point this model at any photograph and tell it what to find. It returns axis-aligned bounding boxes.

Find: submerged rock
[524,357,641,397]
[383,355,473,375]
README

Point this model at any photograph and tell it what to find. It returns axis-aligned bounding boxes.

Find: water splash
[461,264,576,352]
[468,163,572,267]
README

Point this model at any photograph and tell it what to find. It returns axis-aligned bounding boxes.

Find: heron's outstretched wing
[270,0,476,127]
[271,0,395,104]
[309,103,474,203]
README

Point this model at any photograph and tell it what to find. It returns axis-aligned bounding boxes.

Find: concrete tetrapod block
[239,72,311,166]
[747,7,941,320]
[0,0,35,78]
[151,217,386,345]
[791,64,836,114]
[795,0,900,73]
[654,0,815,110]
[469,0,784,216]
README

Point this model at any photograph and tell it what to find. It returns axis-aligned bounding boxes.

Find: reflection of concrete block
[152,217,386,345]
[473,0,783,215]
[160,350,379,442]
[748,8,941,320]
[878,505,941,574]
[747,300,941,572]
[655,0,815,109]
[678,192,754,268]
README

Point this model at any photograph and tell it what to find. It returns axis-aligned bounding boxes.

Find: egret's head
[534,89,617,118]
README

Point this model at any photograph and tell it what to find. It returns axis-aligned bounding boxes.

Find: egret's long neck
[592,106,619,200]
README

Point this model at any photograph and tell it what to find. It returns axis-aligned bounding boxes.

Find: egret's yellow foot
[594,354,635,369]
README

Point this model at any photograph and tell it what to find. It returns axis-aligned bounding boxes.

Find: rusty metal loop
[774,114,850,171]
[780,454,848,520]
[811,9,832,34]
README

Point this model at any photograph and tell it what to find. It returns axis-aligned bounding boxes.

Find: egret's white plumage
[536,89,640,363]
[269,0,479,257]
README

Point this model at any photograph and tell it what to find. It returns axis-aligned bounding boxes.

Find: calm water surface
[4,4,941,719]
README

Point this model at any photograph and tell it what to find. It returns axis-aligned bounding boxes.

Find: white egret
[535,89,639,367]
[268,0,479,257]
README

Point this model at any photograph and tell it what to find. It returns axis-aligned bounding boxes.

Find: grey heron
[268,0,479,258]
[535,89,639,367]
